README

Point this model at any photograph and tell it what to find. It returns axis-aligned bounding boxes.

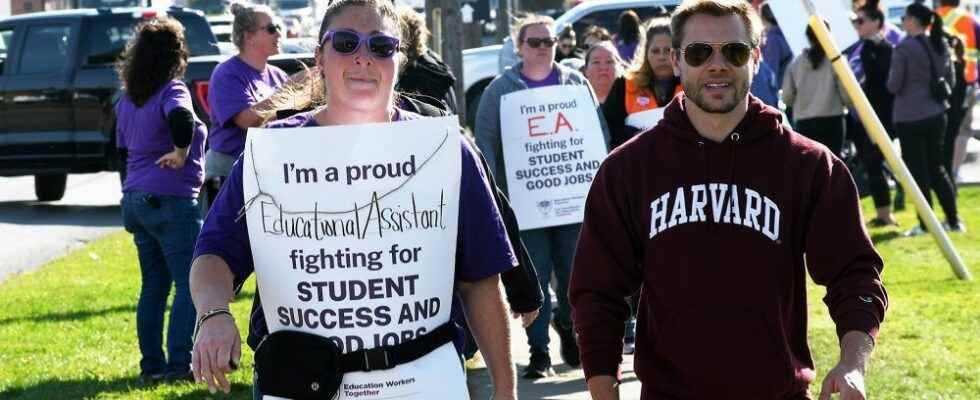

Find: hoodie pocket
[652,307,794,396]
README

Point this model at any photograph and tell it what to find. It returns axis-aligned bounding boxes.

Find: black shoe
[554,323,581,367]
[138,372,165,385]
[522,352,553,379]
[163,370,194,383]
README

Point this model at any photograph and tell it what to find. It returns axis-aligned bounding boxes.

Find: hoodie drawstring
[729,132,740,187]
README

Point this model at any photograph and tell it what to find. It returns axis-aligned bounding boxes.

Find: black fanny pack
[254,323,455,400]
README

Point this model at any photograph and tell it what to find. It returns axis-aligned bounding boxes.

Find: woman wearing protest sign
[603,18,683,148]
[201,3,298,212]
[190,0,517,398]
[475,14,610,379]
[114,17,207,384]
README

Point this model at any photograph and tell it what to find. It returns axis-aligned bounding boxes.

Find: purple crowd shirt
[206,56,288,157]
[116,80,207,197]
[193,110,517,352]
[521,66,560,88]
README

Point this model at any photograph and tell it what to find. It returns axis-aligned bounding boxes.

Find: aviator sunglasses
[680,41,752,67]
[321,29,401,58]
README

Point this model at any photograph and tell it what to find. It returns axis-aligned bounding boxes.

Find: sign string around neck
[236,128,453,222]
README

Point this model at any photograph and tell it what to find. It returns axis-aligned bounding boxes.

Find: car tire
[35,174,67,202]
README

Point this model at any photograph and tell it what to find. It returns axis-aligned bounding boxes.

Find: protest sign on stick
[242,116,470,399]
[500,85,608,230]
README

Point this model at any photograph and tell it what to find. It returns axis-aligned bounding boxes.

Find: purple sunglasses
[321,29,401,58]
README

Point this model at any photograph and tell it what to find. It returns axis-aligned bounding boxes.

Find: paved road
[467,316,641,400]
[0,172,123,282]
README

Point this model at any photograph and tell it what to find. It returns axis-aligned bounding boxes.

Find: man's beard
[685,75,751,114]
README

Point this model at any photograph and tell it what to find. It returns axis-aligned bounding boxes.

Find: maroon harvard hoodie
[570,94,888,399]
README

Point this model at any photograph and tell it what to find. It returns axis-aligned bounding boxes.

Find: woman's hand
[191,313,241,394]
[156,147,189,170]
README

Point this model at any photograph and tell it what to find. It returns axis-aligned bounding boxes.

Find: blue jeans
[520,223,581,354]
[122,191,202,375]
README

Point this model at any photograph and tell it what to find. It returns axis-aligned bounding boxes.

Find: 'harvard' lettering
[649,184,781,241]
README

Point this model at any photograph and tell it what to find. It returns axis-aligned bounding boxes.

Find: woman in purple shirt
[114,18,207,384]
[189,1,518,397]
[202,3,291,210]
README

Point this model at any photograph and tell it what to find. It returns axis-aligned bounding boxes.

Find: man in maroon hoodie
[569,1,888,399]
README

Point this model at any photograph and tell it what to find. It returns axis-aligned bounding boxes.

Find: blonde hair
[397,5,428,61]
[230,2,274,50]
[627,18,672,89]
[584,41,627,76]
[512,14,555,46]
[256,0,404,123]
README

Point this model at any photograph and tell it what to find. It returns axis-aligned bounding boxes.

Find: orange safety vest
[625,78,683,115]
[938,5,979,84]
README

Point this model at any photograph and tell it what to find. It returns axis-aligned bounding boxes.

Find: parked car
[461,0,679,129]
[0,6,313,201]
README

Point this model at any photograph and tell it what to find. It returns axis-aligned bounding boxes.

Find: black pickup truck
[0,6,312,201]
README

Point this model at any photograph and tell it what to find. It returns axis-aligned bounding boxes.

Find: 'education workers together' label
[243,116,468,400]
[500,85,608,230]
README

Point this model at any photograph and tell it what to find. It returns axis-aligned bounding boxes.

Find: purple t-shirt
[207,56,289,157]
[521,67,560,88]
[615,39,638,64]
[193,110,517,351]
[116,80,207,197]
[884,23,904,47]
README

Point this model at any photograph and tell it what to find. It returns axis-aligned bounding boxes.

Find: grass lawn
[1,188,979,399]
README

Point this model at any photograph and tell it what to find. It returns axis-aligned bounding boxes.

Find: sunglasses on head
[680,41,752,67]
[321,29,401,58]
[260,23,282,35]
[525,37,557,48]
[851,17,866,25]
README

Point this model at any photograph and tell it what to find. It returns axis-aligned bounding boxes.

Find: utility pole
[426,0,467,125]
[496,0,514,42]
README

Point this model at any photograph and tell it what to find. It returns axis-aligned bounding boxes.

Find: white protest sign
[242,116,468,400]
[500,85,608,231]
[625,107,666,131]
[770,0,857,54]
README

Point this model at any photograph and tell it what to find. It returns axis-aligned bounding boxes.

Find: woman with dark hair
[190,1,519,397]
[759,1,792,89]
[614,10,642,63]
[603,18,682,147]
[201,2,292,212]
[887,2,962,236]
[844,2,899,226]
[114,16,207,384]
[782,22,850,156]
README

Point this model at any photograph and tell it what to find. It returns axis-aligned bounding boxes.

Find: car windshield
[187,0,230,16]
[275,0,309,10]
[78,0,142,7]
[83,13,218,65]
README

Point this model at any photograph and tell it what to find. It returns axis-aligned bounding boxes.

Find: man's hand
[818,363,866,400]
[819,331,874,400]
[191,313,241,394]
[511,309,540,328]
[156,147,189,170]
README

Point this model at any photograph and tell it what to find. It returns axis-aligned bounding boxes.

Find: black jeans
[944,105,968,185]
[896,113,959,227]
[848,116,893,208]
[796,115,846,158]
